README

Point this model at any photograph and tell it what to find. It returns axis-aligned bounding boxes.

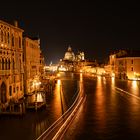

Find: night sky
[0,1,139,64]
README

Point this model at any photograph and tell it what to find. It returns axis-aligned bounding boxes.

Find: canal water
[0,72,78,140]
[63,75,140,140]
[0,73,140,140]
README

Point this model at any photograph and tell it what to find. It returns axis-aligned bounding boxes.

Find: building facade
[23,37,41,95]
[0,20,24,106]
[58,46,85,72]
[107,50,140,80]
[64,46,75,61]
[115,57,140,80]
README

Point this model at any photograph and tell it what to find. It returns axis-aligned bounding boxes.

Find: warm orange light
[80,73,83,82]
[132,80,137,88]
[37,93,43,102]
[57,79,61,85]
[111,73,115,77]
[57,73,60,77]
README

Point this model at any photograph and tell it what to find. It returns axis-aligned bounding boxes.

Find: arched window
[12,34,14,46]
[9,86,12,96]
[2,58,4,70]
[0,59,1,70]
[5,59,7,70]
[8,59,10,70]
[0,82,7,103]
[13,59,15,70]
[4,32,6,43]
[19,37,21,48]
[1,31,3,42]
[8,32,10,44]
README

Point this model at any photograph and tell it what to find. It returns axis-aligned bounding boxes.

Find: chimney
[14,20,18,27]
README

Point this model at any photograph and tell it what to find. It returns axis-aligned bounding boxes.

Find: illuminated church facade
[58,45,85,72]
[63,46,84,62]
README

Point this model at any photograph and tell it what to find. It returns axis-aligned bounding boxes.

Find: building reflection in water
[94,76,106,130]
[111,77,115,89]
[128,80,140,97]
[34,79,63,138]
[52,79,63,117]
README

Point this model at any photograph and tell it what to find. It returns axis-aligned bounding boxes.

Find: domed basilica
[64,46,75,61]
[58,45,85,71]
[63,46,85,61]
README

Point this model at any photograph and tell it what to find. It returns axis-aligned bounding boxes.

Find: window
[4,32,6,43]
[9,86,12,96]
[8,32,10,44]
[8,59,10,70]
[131,67,133,71]
[5,59,7,70]
[16,86,19,93]
[1,31,3,42]
[12,34,14,46]
[131,60,133,64]
[13,87,15,93]
[13,59,15,70]
[19,37,21,48]
[2,58,4,70]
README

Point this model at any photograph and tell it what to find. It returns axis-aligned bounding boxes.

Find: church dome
[64,46,75,61]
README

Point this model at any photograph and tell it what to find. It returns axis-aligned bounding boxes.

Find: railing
[36,81,85,140]
[0,70,10,75]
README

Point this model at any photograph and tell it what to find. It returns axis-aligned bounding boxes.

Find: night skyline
[0,1,139,64]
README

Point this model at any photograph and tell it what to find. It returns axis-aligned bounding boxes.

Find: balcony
[0,70,10,76]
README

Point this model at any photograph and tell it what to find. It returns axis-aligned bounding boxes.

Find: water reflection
[79,73,84,97]
[52,79,63,117]
[80,73,83,82]
[127,80,140,97]
[95,76,106,130]
[111,77,115,88]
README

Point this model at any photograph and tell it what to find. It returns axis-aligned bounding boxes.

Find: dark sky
[0,1,140,64]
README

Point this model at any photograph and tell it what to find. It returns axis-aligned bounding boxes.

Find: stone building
[107,50,140,80]
[23,37,41,95]
[0,20,24,105]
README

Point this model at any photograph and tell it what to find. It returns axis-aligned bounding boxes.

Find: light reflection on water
[95,76,106,131]
[128,80,140,96]
[63,75,140,140]
[51,79,62,118]
[111,77,115,88]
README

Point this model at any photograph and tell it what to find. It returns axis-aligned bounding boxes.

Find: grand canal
[63,74,140,140]
[0,72,140,140]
